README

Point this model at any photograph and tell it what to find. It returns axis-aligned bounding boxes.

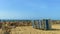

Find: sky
[0,0,60,20]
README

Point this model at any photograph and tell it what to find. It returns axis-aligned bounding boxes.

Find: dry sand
[0,24,60,34]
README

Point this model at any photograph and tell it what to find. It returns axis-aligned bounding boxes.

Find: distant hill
[52,20,60,24]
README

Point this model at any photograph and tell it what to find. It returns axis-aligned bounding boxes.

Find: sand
[0,24,60,34]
